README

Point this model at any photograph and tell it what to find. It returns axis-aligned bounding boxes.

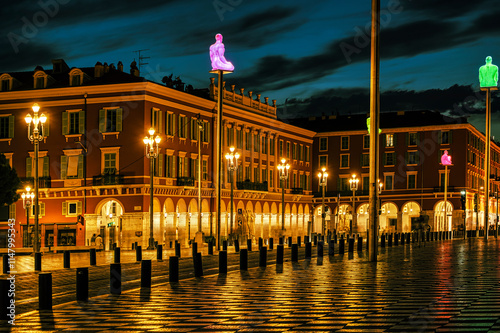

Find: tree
[0,153,20,206]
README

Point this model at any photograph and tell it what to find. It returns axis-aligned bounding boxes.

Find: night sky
[2,0,500,136]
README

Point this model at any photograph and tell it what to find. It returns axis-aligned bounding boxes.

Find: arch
[152,197,161,213]
[201,199,210,212]
[163,198,175,213]
[188,198,198,213]
[434,200,454,232]
[263,202,270,214]
[380,202,398,233]
[402,201,421,232]
[176,198,187,213]
[356,203,370,234]
[254,202,262,214]
[95,198,125,215]
[271,202,278,214]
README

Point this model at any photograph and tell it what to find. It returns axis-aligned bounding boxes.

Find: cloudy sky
[1,0,500,134]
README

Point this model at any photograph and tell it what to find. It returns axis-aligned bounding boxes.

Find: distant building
[0,59,314,250]
[285,111,500,235]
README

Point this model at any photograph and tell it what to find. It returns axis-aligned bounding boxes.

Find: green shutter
[172,114,176,135]
[184,157,188,177]
[393,133,397,146]
[26,157,32,177]
[449,131,453,144]
[383,153,387,165]
[416,151,420,165]
[61,155,68,179]
[158,110,163,134]
[405,152,409,165]
[381,134,386,147]
[158,153,163,177]
[99,109,105,133]
[62,202,67,216]
[77,201,82,215]
[405,133,408,146]
[43,156,49,177]
[9,204,16,220]
[438,131,442,144]
[79,110,85,134]
[172,156,176,178]
[77,155,84,179]
[40,203,45,217]
[116,108,123,132]
[62,111,69,135]
[8,115,14,138]
[44,121,49,137]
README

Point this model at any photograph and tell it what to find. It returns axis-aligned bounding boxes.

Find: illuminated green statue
[479,56,498,88]
[366,117,381,134]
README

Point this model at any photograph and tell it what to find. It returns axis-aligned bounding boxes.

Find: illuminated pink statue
[210,34,234,72]
[441,150,452,165]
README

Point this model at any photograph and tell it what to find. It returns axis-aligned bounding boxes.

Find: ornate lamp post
[225,147,239,238]
[25,103,47,253]
[349,174,359,236]
[21,186,34,249]
[317,168,328,237]
[441,150,452,232]
[143,128,161,249]
[277,158,290,234]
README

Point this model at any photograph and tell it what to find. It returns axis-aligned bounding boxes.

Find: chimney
[94,62,103,78]
[103,62,109,73]
[117,61,123,72]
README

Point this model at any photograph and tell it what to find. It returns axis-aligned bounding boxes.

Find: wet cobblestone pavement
[3,237,500,332]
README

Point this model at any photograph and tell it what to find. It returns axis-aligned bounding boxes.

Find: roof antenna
[133,49,150,76]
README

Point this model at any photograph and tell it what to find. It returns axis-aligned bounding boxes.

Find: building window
[246,132,252,151]
[0,115,14,139]
[362,176,369,191]
[269,169,274,187]
[385,174,394,190]
[319,155,327,168]
[60,154,84,179]
[166,155,175,178]
[236,128,243,149]
[62,201,82,217]
[341,136,349,150]
[262,136,268,154]
[439,131,452,144]
[386,134,394,147]
[305,146,310,162]
[406,151,419,165]
[262,168,267,182]
[340,154,349,168]
[103,153,116,174]
[166,112,175,136]
[152,108,162,134]
[363,135,370,149]
[292,143,297,160]
[408,132,418,146]
[202,160,208,181]
[384,152,396,166]
[269,137,275,155]
[202,121,210,143]
[407,173,417,189]
[319,137,328,151]
[361,153,369,167]
[253,168,260,182]
[254,134,260,152]
[1,79,10,91]
[278,140,283,157]
[71,75,81,86]
[191,118,200,141]
[99,108,123,133]
[299,145,304,161]
[286,142,291,158]
[178,115,188,138]
[338,177,349,191]
[26,155,49,178]
[35,75,45,89]
[62,110,84,135]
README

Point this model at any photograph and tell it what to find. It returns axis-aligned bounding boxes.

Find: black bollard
[114,247,121,263]
[328,240,335,256]
[313,235,318,245]
[136,245,142,262]
[394,233,399,246]
[110,263,121,295]
[219,250,227,274]
[192,242,198,257]
[235,239,240,252]
[64,251,70,269]
[141,260,152,288]
[132,243,135,250]
[223,240,228,251]
[388,234,393,246]
[208,241,214,255]
[304,235,310,244]
[277,244,284,264]
[269,238,274,250]
[259,246,267,267]
[297,236,301,247]
[259,237,263,250]
[35,252,42,271]
[430,232,434,241]
[157,244,163,261]
[334,233,338,244]
[240,249,248,270]
[305,242,312,259]
[247,239,252,252]
[357,237,363,252]
[169,256,179,282]
[291,244,298,262]
[401,233,405,245]
[339,238,345,255]
[89,248,96,266]
[76,267,88,302]
[0,279,13,321]
[288,237,292,248]
[348,238,354,252]
[279,237,284,245]
[38,273,52,310]
[317,241,324,257]
[175,242,181,258]
[194,253,203,277]
[2,255,8,274]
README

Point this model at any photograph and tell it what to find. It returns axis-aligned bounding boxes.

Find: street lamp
[143,128,161,249]
[25,103,47,253]
[225,147,239,239]
[317,168,328,237]
[277,158,290,234]
[349,174,359,236]
[21,186,34,248]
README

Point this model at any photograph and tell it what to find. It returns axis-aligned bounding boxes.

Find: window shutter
[79,110,85,134]
[416,151,420,165]
[40,203,45,217]
[44,121,49,137]
[26,157,32,178]
[61,155,68,179]
[116,108,123,132]
[8,115,14,138]
[9,204,16,220]
[381,134,386,147]
[43,156,49,177]
[158,153,164,177]
[405,152,409,165]
[62,202,67,216]
[77,201,82,215]
[172,114,176,135]
[62,111,69,135]
[405,133,408,146]
[449,131,453,144]
[393,134,397,146]
[172,156,176,178]
[77,155,84,179]
[184,156,189,177]
[159,110,163,134]
[99,109,105,133]
[418,132,422,145]
[383,153,387,165]
[438,131,442,144]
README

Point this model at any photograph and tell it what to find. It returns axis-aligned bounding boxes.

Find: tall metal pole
[281,179,285,231]
[149,156,154,249]
[34,138,40,253]
[352,190,356,236]
[496,190,499,238]
[484,87,492,240]
[368,0,381,262]
[230,170,234,235]
[444,164,448,232]
[216,70,223,250]
[321,182,326,236]
[198,120,203,234]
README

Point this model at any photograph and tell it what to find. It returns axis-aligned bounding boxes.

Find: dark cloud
[403,0,491,19]
[0,42,62,73]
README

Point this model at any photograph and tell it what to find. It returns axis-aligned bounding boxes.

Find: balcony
[92,173,124,186]
[177,177,195,187]
[291,187,304,194]
[20,177,51,188]
[434,186,455,193]
[236,181,268,191]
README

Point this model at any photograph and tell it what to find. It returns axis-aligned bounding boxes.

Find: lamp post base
[148,237,156,250]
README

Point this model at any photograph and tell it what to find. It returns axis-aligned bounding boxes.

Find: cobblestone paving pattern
[3,238,500,332]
